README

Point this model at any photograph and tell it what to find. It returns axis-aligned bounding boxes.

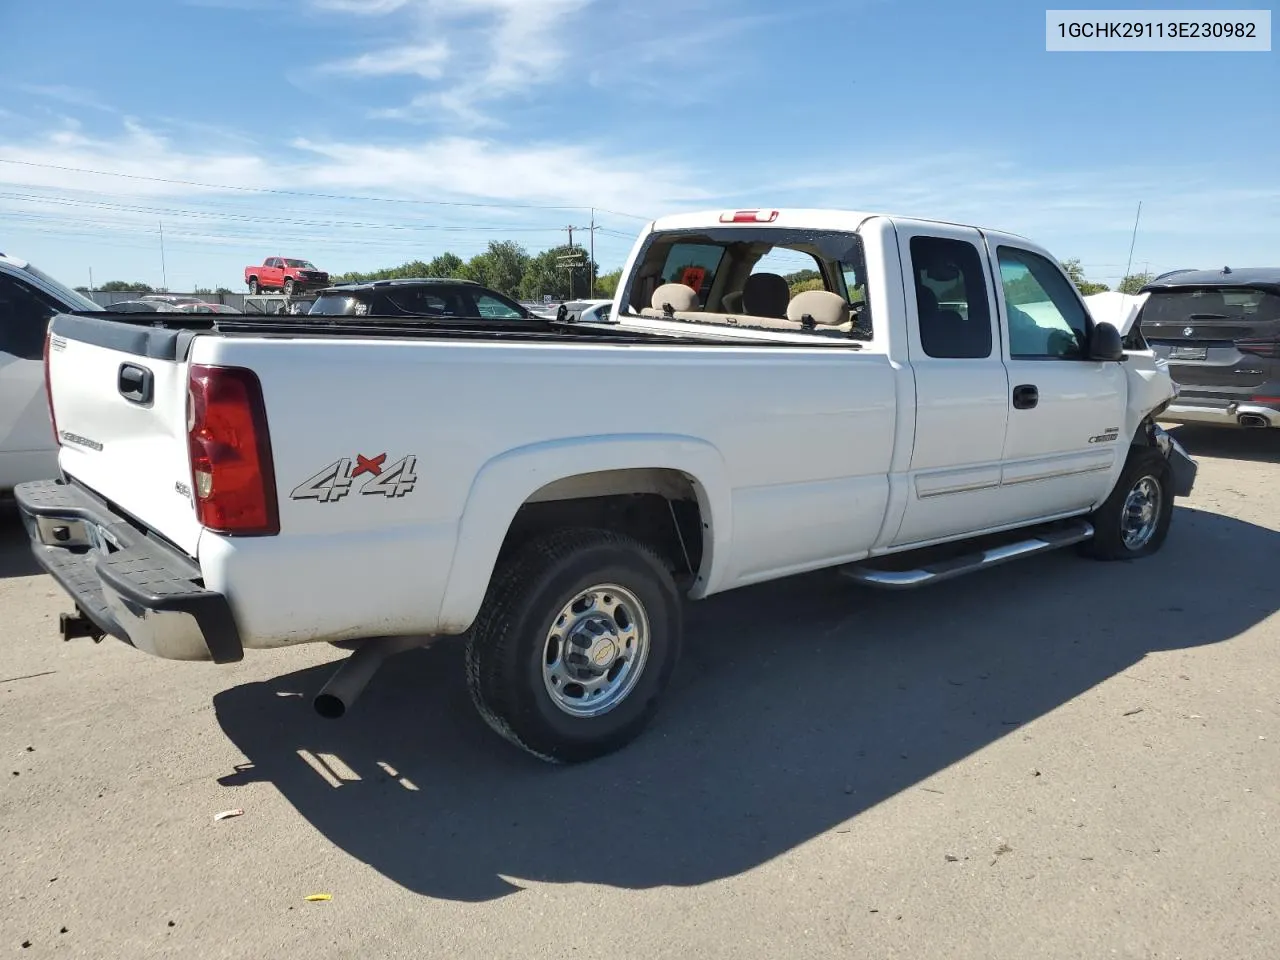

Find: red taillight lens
[186,364,279,536]
[44,330,59,444]
[1236,338,1279,358]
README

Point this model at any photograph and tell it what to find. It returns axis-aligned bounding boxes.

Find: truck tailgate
[48,315,203,557]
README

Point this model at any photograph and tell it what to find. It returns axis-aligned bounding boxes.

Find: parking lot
[1,425,1277,960]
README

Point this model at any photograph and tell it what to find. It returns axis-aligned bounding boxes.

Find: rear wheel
[247,278,259,294]
[1081,448,1174,561]
[465,529,683,763]
[283,278,295,297]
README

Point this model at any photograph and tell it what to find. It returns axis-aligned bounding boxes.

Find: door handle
[117,363,154,405]
[1012,384,1039,410]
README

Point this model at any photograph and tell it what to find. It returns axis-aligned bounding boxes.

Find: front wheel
[465,529,683,763]
[283,278,295,297]
[1081,448,1174,561]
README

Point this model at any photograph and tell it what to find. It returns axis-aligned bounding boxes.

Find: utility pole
[560,224,589,300]
[88,267,94,292]
[159,219,168,291]
[589,208,596,297]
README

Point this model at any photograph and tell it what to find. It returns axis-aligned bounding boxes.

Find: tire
[247,278,259,294]
[465,528,683,764]
[283,278,295,297]
[1080,447,1174,561]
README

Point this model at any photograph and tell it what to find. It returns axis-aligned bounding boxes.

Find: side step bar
[839,521,1095,590]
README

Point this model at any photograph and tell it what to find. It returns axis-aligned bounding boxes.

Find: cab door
[984,234,1128,521]
[0,272,59,486]
[889,222,1012,547]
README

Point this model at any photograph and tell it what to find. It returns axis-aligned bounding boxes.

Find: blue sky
[0,0,1275,291]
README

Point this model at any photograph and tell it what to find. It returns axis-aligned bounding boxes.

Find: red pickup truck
[244,257,330,295]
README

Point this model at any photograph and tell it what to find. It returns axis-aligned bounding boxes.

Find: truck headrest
[651,283,699,315]
[742,272,790,318]
[786,289,850,327]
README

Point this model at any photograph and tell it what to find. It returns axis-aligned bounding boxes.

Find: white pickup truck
[16,208,1196,763]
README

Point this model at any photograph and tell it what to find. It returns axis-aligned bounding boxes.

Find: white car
[17,207,1194,763]
[0,253,101,492]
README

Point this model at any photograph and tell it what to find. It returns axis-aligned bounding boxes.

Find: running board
[839,521,1095,590]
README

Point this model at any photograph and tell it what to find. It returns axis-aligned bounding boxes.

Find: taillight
[718,209,779,223]
[1236,338,1279,358]
[186,364,279,536]
[43,330,59,444]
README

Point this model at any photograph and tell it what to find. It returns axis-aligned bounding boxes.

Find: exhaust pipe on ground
[314,635,432,719]
[1238,413,1270,429]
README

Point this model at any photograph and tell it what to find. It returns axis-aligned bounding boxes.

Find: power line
[0,157,655,220]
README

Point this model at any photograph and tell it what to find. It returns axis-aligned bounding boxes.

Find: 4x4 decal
[291,454,418,503]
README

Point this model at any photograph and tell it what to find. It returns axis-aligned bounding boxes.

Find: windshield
[620,227,871,339]
[309,294,362,316]
[283,259,317,269]
[22,263,101,311]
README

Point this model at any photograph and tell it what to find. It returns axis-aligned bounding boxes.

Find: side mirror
[1088,321,1125,362]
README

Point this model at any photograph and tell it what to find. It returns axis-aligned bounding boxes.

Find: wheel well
[499,469,706,587]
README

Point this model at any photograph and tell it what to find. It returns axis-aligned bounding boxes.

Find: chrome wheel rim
[1121,475,1162,550]
[541,583,650,718]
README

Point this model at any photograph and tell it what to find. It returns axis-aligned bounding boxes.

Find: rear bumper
[14,479,243,663]
[1158,400,1280,428]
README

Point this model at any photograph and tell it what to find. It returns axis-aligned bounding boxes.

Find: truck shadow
[0,502,41,580]
[1167,424,1280,464]
[212,505,1278,902]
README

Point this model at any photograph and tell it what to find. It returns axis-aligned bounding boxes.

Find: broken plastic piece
[213,809,244,821]
[304,894,332,902]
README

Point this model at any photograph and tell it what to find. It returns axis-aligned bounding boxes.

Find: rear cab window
[906,236,993,359]
[620,227,872,340]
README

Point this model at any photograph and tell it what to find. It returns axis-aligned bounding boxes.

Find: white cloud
[21,85,118,114]
[311,0,412,13]
[291,134,704,211]
[322,41,450,79]
[0,118,700,214]
[311,0,594,124]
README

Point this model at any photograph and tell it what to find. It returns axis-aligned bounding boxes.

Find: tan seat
[786,289,851,329]
[641,282,700,318]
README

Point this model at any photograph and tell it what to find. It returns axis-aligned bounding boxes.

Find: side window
[997,246,1090,359]
[908,236,992,359]
[660,243,725,304]
[0,275,57,361]
[468,292,525,319]
[377,288,460,316]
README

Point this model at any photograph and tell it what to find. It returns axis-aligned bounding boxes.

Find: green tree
[1061,258,1110,296]
[74,286,90,293]
[593,268,622,298]
[519,245,598,301]
[789,277,826,296]
[215,287,234,295]
[427,252,466,278]
[1118,272,1154,295]
[99,280,153,292]
[784,268,821,286]
[463,240,529,296]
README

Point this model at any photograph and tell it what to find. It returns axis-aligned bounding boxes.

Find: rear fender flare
[435,434,732,633]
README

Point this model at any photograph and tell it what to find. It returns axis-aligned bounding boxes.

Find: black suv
[1138,267,1280,430]
[308,278,536,321]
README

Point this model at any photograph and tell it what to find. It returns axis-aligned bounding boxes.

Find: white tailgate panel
[51,337,202,555]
